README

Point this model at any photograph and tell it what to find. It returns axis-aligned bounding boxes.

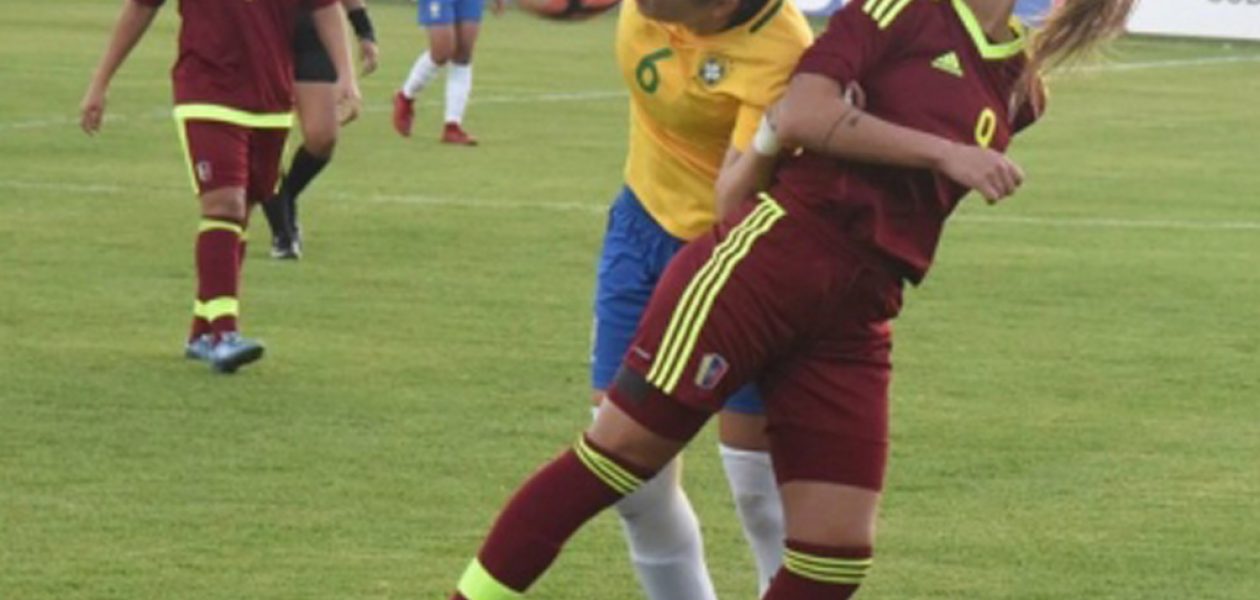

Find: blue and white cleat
[185,334,214,361]
[209,333,265,374]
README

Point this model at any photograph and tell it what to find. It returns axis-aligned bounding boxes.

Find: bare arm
[311,2,363,121]
[80,0,160,135]
[776,73,1025,203]
[715,146,777,218]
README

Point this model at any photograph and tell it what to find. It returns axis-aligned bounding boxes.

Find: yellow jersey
[616,0,812,240]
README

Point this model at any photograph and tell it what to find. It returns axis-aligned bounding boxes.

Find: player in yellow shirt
[584,0,812,598]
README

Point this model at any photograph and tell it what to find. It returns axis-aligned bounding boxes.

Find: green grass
[3,2,1260,599]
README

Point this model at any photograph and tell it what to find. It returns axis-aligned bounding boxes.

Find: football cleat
[441,122,478,146]
[184,334,214,361]
[209,333,265,374]
[269,233,301,260]
[392,91,415,138]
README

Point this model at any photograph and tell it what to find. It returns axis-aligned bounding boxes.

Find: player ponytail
[1017,0,1136,111]
[1028,0,1136,74]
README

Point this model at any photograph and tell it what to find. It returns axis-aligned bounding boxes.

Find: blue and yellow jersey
[617,0,813,240]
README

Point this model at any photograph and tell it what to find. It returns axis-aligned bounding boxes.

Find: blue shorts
[418,0,483,26]
[591,186,764,414]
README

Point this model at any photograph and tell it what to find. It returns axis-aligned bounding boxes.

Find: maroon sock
[765,540,873,600]
[195,219,242,339]
[451,436,653,599]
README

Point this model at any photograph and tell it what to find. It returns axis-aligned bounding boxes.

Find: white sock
[590,405,717,600]
[720,444,785,596]
[615,459,718,600]
[402,51,442,99]
[444,63,473,124]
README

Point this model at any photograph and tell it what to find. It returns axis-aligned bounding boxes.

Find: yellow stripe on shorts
[646,199,786,394]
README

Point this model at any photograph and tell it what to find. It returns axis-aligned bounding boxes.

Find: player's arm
[311,2,363,121]
[774,73,1024,203]
[80,0,161,135]
[715,112,781,218]
[341,0,379,76]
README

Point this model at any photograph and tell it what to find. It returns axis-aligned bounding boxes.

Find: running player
[80,0,360,372]
[592,0,811,597]
[392,0,504,145]
[445,0,1134,598]
[262,0,380,260]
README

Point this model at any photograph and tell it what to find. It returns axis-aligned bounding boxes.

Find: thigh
[294,82,339,145]
[616,198,817,417]
[453,0,485,24]
[177,119,250,196]
[764,270,902,492]
[246,128,290,204]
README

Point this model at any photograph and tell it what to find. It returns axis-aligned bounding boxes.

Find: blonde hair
[1029,0,1137,75]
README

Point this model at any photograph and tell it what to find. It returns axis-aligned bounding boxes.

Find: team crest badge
[697,55,730,87]
[195,160,213,184]
[694,353,730,391]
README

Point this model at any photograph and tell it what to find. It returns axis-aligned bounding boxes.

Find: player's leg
[268,79,338,259]
[718,403,785,595]
[176,117,261,371]
[439,13,483,145]
[451,198,806,599]
[591,187,716,600]
[761,261,902,599]
[395,0,456,137]
[451,387,709,600]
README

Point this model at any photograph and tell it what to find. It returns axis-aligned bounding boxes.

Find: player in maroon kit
[80,0,360,373]
[445,1,1134,599]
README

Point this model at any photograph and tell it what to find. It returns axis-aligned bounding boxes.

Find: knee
[302,134,336,159]
[200,190,247,221]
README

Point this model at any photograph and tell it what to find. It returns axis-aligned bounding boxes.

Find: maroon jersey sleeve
[795,0,923,84]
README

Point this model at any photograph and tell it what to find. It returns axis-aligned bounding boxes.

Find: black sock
[278,146,331,237]
[261,196,290,243]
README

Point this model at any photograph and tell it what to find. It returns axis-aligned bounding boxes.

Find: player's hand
[938,143,1024,204]
[358,39,379,76]
[336,78,363,125]
[79,83,108,135]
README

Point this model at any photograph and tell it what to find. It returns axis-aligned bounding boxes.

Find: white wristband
[751,113,781,157]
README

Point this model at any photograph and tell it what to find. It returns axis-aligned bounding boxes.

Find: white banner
[1128,0,1260,41]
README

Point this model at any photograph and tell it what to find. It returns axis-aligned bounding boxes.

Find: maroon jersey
[770,0,1040,283]
[133,0,336,113]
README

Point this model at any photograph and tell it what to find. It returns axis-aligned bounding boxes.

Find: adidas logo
[932,51,964,77]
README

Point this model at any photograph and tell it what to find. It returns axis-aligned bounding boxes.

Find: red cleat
[441,122,478,146]
[392,91,415,138]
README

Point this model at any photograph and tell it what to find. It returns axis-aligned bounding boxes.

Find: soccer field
[2,2,1259,598]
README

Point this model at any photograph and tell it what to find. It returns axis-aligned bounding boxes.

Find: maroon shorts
[606,196,904,491]
[177,119,288,202]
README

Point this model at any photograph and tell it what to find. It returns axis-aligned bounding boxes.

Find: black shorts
[294,12,337,83]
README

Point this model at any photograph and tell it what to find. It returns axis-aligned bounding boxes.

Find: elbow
[774,109,808,150]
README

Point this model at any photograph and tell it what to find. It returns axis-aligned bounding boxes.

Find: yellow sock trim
[193,297,239,322]
[199,219,244,236]
[573,437,643,495]
[784,548,872,585]
[456,559,524,600]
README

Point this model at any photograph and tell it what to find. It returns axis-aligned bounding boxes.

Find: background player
[392,0,504,145]
[263,1,380,259]
[445,0,1135,598]
[590,0,811,597]
[80,0,359,372]
[262,0,381,260]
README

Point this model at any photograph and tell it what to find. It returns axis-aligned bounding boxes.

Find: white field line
[5,53,1260,133]
[4,179,1260,232]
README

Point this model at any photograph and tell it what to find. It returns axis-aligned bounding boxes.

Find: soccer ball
[518,0,621,20]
